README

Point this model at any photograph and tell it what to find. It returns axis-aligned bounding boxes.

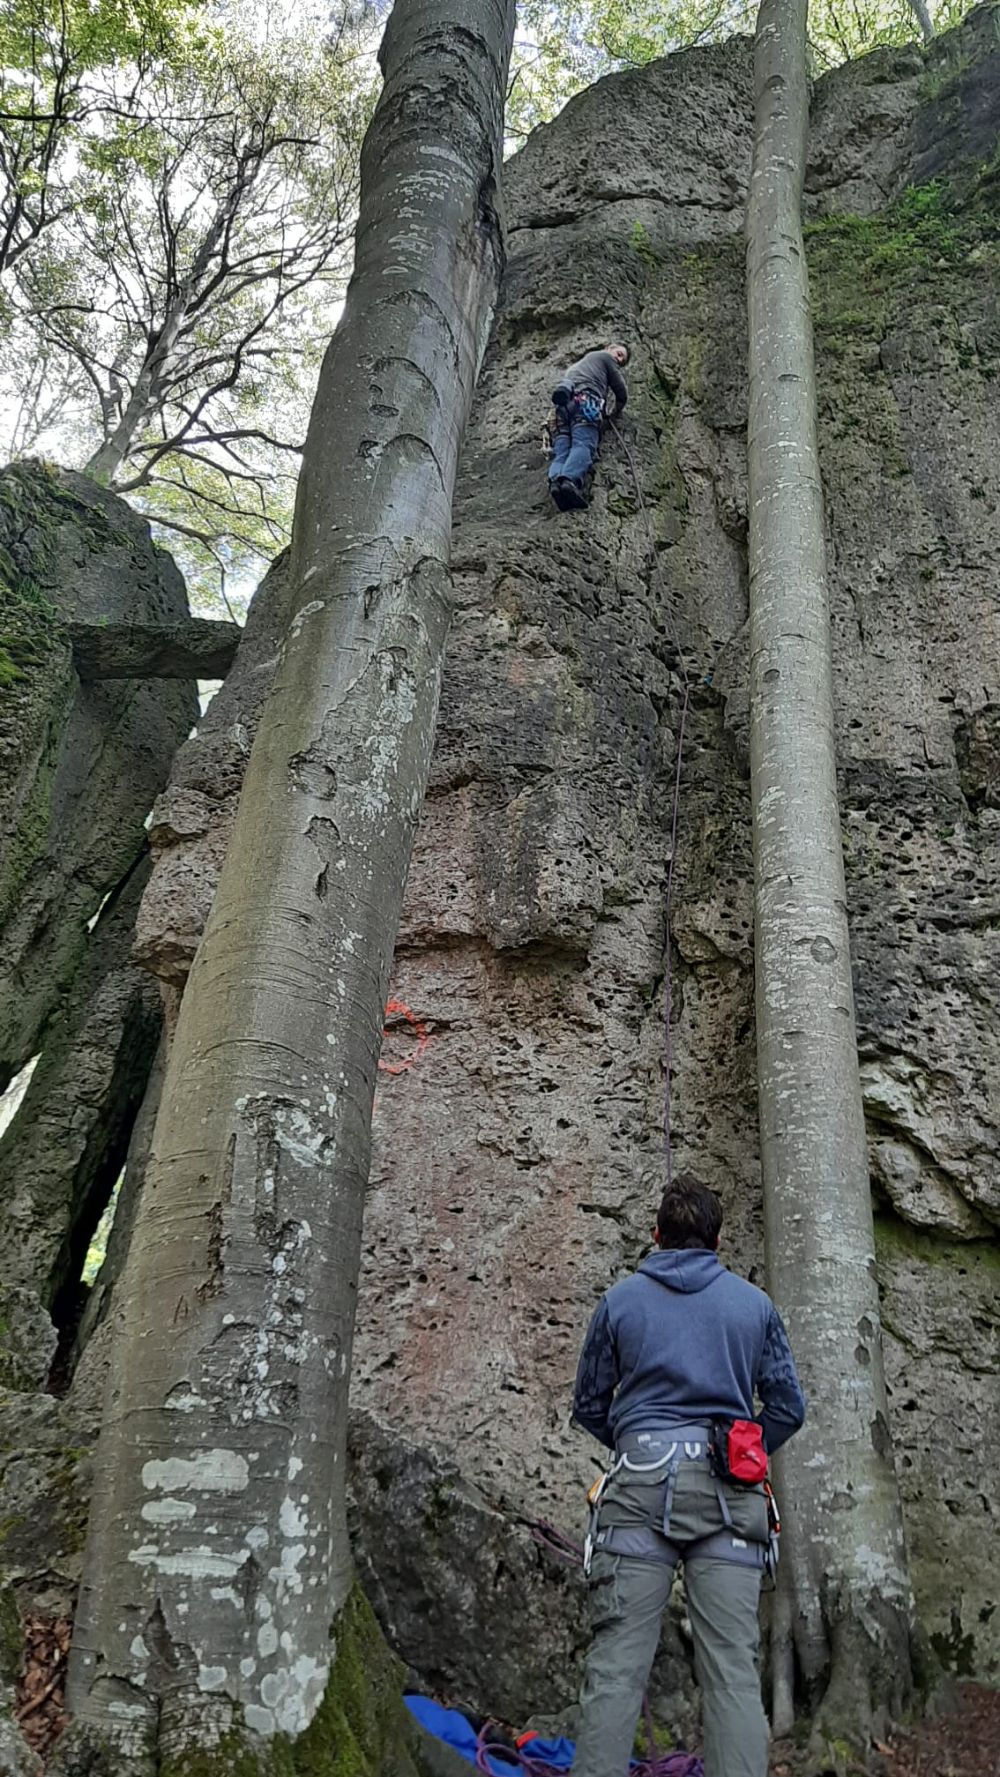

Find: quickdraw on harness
[581,1427,780,1584]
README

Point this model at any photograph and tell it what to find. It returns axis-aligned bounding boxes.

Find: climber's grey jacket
[556,349,628,412]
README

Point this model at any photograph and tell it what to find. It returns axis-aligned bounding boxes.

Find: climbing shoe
[551,477,588,511]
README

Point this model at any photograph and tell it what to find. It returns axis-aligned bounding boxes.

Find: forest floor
[771,1684,1000,1777]
[876,1684,1000,1777]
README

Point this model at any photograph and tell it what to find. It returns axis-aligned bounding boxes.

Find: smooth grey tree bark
[59,3,514,1771]
[745,0,919,1752]
[906,0,935,42]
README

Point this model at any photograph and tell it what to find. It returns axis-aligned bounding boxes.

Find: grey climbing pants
[572,1442,770,1777]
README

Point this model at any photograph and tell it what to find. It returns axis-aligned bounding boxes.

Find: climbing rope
[474,1717,702,1776]
[607,418,692,1189]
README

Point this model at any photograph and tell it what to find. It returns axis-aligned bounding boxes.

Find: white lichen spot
[289,599,325,641]
[246,1525,270,1551]
[287,1456,303,1481]
[274,1654,330,1734]
[142,1449,249,1494]
[198,1665,228,1693]
[244,1704,275,1735]
[240,1656,257,1679]
[279,1496,308,1538]
[141,1497,196,1526]
[257,1621,279,1658]
[260,1671,289,1709]
[268,1540,306,1596]
[163,1389,205,1413]
[107,1699,150,1721]
[210,1587,242,1607]
[128,1545,244,1581]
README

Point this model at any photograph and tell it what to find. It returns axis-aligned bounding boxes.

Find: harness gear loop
[582,1455,624,1577]
[587,1430,772,1576]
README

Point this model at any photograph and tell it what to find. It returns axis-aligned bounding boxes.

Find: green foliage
[807,179,961,271]
[628,218,659,266]
[1,0,379,608]
[508,0,976,137]
[81,1175,121,1286]
[632,1714,674,1756]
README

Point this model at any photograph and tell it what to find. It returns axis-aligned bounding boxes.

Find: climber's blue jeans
[548,420,600,486]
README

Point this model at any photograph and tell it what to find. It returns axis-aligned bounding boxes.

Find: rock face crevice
[24,6,998,1733]
[0,467,197,1341]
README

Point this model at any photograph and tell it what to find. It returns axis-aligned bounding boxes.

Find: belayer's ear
[652,1227,660,1247]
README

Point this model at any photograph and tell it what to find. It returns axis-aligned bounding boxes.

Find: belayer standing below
[570,1174,806,1777]
[548,343,629,510]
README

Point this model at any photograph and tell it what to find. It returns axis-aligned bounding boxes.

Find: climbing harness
[608,417,692,1186]
[587,1431,772,1576]
[550,377,605,421]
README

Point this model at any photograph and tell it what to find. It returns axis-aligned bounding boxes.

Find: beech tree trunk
[745,0,919,1752]
[59,2,514,1770]
[906,0,935,42]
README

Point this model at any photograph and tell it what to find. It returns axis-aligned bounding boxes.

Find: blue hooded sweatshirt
[572,1250,806,1453]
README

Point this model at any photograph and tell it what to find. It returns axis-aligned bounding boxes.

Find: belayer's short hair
[656,1173,722,1250]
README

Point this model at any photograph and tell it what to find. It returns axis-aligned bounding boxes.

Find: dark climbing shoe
[551,477,588,511]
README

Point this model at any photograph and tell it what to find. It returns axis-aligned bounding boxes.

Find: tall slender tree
[745,0,919,1751]
[58,1,515,1770]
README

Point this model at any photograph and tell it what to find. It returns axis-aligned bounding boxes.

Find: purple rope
[529,1520,583,1565]
[661,678,689,1187]
[475,1723,702,1776]
[608,417,691,1188]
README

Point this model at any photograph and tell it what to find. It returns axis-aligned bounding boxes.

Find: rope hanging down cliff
[608,418,692,1189]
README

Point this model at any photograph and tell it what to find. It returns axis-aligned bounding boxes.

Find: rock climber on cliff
[570,1174,806,1777]
[546,343,629,511]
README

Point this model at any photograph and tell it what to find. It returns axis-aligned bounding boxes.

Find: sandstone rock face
[0,469,195,1355]
[0,467,195,1083]
[355,10,1000,1706]
[133,551,291,1001]
[126,7,1000,1717]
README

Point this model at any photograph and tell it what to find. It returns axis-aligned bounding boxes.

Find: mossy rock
[156,1589,428,1777]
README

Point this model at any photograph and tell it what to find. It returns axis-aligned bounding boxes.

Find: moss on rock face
[156,1589,422,1777]
[806,168,1000,348]
[0,465,75,933]
[287,1586,419,1777]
